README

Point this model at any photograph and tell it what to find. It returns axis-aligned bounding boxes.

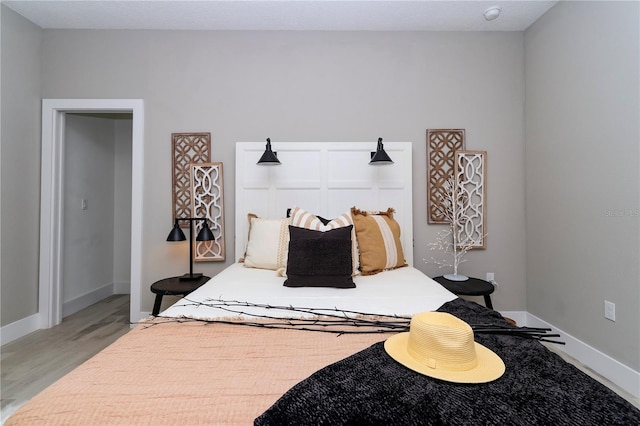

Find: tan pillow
[351,207,407,275]
[243,214,290,270]
[290,206,360,276]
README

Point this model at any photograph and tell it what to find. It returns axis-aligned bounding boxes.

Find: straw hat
[384,312,505,383]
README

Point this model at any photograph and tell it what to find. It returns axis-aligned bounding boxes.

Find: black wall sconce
[167,218,215,280]
[369,137,394,165]
[257,137,281,165]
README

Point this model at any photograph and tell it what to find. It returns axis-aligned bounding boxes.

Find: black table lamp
[167,217,215,280]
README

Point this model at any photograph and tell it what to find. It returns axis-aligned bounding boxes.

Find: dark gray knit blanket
[255,298,640,425]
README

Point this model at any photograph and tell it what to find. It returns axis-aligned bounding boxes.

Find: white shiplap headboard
[235,142,413,265]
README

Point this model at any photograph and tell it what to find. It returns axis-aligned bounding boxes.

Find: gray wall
[525,1,639,370]
[0,5,42,325]
[62,115,119,314]
[38,30,527,314]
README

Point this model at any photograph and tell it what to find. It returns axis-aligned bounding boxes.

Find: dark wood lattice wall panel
[172,132,211,225]
[427,129,465,224]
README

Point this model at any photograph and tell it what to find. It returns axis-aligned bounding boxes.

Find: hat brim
[384,332,505,384]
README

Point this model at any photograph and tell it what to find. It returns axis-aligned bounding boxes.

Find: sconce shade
[166,221,187,241]
[166,217,212,280]
[196,221,215,241]
[257,137,281,165]
[369,137,394,165]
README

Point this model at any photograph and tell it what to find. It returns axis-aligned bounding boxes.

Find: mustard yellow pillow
[351,207,406,275]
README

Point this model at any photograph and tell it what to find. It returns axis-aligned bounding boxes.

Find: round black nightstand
[433,276,495,309]
[150,275,211,316]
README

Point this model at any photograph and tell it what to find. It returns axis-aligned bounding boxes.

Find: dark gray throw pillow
[284,225,355,288]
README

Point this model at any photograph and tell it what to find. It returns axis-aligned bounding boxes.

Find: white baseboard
[62,283,114,318]
[524,312,640,399]
[113,281,131,294]
[2,286,122,346]
[1,313,42,346]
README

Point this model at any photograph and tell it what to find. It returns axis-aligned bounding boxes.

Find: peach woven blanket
[6,319,385,425]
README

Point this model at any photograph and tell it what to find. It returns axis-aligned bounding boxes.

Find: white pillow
[243,215,290,270]
[289,206,360,276]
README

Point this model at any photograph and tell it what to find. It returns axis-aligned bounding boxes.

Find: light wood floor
[1,294,131,422]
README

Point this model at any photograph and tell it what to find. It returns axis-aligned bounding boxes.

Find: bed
[6,142,639,425]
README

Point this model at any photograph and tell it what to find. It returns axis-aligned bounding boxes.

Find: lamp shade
[369,138,394,165]
[257,138,281,165]
[166,217,212,281]
[166,221,187,241]
[196,221,215,241]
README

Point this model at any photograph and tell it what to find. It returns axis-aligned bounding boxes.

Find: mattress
[161,263,457,320]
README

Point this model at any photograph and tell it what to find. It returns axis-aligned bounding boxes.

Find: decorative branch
[472,325,564,345]
[139,299,563,344]
[179,298,410,330]
[425,177,483,280]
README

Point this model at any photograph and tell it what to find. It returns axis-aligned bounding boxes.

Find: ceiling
[3,1,557,32]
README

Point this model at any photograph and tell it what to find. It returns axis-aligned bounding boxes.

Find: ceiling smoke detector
[483,6,502,21]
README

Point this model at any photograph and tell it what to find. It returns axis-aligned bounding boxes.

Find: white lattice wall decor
[454,150,486,249]
[191,162,225,262]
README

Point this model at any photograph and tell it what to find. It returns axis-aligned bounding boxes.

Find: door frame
[39,99,145,327]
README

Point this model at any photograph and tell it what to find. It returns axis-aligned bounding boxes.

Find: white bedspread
[160,263,456,320]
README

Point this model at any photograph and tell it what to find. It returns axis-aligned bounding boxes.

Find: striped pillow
[290,206,360,276]
[351,207,407,275]
[290,206,351,231]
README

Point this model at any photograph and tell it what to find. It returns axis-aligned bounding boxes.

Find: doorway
[61,113,132,317]
[39,99,144,327]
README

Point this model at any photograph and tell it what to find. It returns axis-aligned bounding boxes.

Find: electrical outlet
[604,300,616,321]
[486,272,495,282]
[81,198,88,210]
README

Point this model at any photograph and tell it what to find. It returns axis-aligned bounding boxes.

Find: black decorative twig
[139,299,564,344]
[199,298,411,320]
[176,298,411,330]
